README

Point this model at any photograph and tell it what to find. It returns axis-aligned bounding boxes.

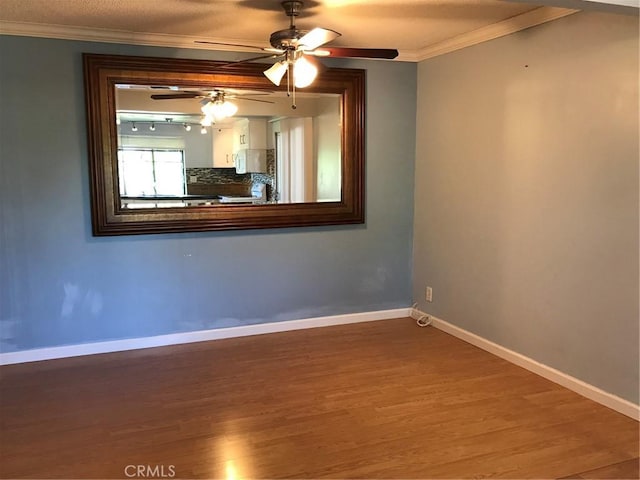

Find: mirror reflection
[115,85,341,209]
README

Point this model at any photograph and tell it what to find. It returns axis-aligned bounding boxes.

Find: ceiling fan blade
[298,27,341,51]
[195,40,268,51]
[224,88,275,96]
[228,93,272,98]
[236,97,275,104]
[317,47,399,60]
[216,53,282,70]
[150,93,201,100]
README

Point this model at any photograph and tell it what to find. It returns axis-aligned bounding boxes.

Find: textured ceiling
[0,0,545,57]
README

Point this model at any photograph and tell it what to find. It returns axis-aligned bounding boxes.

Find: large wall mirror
[83,53,365,235]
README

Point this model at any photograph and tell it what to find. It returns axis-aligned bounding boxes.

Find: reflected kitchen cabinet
[233,118,267,152]
[233,118,268,173]
[212,127,234,168]
[235,149,267,174]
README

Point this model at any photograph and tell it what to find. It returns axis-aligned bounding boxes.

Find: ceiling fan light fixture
[264,61,288,86]
[201,99,214,116]
[201,98,238,120]
[217,100,238,119]
[294,56,318,88]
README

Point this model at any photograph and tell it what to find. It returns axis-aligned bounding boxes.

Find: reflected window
[118,148,186,197]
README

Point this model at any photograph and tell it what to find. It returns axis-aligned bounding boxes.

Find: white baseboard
[4,307,637,421]
[412,309,640,421]
[0,308,411,366]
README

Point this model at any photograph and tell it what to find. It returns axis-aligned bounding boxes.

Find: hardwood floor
[1,318,638,479]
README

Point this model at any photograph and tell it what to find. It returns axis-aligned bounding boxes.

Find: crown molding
[0,7,578,63]
[414,6,579,61]
[0,21,265,53]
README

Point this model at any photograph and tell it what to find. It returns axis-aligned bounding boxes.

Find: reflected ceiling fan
[150,88,274,123]
[196,0,398,106]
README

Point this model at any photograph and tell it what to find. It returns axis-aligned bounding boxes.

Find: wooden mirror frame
[83,53,365,236]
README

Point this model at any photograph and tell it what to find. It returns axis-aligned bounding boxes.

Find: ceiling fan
[196,0,398,105]
[150,88,274,123]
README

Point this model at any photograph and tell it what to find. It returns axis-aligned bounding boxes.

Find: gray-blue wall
[413,11,639,403]
[0,36,416,351]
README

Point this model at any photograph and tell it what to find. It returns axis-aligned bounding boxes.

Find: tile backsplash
[186,167,251,185]
[252,149,276,201]
[186,149,276,201]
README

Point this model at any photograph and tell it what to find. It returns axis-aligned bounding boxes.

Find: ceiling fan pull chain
[293,60,298,108]
[292,80,297,110]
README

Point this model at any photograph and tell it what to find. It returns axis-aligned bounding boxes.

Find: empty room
[0,0,638,478]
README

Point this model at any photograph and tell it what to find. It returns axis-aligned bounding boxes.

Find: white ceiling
[0,0,633,61]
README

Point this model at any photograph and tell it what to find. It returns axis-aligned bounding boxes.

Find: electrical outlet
[426,286,433,302]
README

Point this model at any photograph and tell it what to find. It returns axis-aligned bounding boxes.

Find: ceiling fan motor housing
[270,0,307,50]
[282,0,303,18]
[270,28,308,50]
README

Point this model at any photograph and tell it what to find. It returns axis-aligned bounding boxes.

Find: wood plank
[0,318,637,479]
[560,458,640,479]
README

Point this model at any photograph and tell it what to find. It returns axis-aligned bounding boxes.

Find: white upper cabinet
[212,127,234,168]
[233,118,267,152]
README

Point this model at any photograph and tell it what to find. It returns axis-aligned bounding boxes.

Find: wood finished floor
[0,318,638,479]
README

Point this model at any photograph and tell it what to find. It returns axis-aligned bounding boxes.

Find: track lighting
[125,119,201,133]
